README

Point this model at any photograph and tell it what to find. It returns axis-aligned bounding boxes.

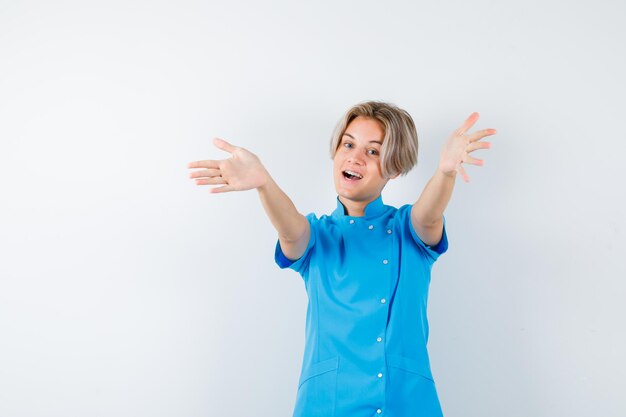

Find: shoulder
[382,203,408,221]
[391,203,449,259]
[307,211,340,228]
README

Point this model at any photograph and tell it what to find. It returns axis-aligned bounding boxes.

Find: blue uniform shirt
[275,194,448,417]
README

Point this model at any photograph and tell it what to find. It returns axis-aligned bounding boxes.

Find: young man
[188,101,496,416]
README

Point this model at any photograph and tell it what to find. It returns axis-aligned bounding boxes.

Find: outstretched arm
[188,138,310,261]
[411,112,497,246]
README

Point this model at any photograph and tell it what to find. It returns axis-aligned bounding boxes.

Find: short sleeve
[399,204,448,262]
[274,213,318,274]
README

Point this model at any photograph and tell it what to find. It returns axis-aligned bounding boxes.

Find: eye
[368,149,380,156]
[343,142,353,149]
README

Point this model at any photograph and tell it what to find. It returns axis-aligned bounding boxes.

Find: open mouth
[343,170,363,180]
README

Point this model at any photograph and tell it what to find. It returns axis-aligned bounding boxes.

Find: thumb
[213,137,237,154]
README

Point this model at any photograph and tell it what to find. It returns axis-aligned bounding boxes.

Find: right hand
[188,138,269,193]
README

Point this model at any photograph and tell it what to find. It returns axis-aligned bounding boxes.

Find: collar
[332,194,386,219]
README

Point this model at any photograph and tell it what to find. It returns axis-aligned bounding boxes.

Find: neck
[338,195,378,217]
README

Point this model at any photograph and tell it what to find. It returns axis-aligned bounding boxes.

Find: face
[333,116,395,206]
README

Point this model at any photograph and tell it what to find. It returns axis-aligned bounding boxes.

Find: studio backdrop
[1,1,624,416]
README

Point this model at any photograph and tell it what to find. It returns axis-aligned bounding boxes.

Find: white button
[377,409,382,414]
[380,298,386,304]
[349,219,354,224]
[378,372,383,378]
[387,229,392,234]
[376,337,382,342]
[382,259,388,265]
[368,225,374,230]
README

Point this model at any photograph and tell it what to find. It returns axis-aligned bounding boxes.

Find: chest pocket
[293,356,339,417]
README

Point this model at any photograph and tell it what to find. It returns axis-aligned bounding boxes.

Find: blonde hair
[329,101,419,179]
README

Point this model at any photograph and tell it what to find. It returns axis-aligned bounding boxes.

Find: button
[380,298,386,304]
[376,337,382,342]
[377,372,383,378]
[368,225,374,230]
[349,219,355,224]
[387,229,392,234]
[382,259,388,265]
[377,409,382,414]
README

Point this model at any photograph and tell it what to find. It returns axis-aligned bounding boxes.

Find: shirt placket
[350,217,393,416]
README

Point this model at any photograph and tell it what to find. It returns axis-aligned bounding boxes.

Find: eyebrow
[342,132,382,145]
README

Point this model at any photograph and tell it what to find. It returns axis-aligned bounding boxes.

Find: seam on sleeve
[404,205,448,261]
[274,213,317,274]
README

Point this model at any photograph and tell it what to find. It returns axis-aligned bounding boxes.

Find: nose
[347,153,364,165]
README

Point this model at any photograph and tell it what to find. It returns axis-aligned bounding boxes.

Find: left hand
[439,112,497,182]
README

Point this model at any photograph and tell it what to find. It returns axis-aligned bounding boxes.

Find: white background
[1,1,624,416]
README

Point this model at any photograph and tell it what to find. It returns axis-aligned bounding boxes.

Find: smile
[343,170,363,180]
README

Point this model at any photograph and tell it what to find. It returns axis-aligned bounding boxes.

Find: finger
[209,185,235,193]
[458,163,470,183]
[188,160,221,169]
[456,112,480,136]
[213,137,237,154]
[467,141,492,152]
[468,128,497,143]
[189,168,221,179]
[464,155,484,166]
[195,177,227,185]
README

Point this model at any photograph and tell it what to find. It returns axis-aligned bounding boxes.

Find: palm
[439,134,470,174]
[439,112,496,182]
[220,146,267,191]
[188,138,269,193]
